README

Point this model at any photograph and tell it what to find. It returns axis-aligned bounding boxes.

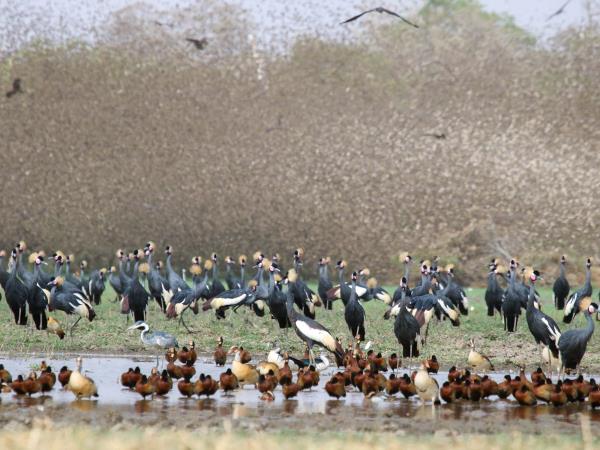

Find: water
[1,355,599,433]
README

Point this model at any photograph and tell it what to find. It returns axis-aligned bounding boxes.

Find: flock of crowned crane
[0,241,598,379]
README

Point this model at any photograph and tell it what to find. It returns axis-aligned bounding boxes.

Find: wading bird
[127,321,179,349]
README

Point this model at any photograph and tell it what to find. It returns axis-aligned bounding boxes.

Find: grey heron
[128,321,179,349]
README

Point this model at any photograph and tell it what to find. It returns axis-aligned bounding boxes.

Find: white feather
[295,320,335,351]
[541,317,561,342]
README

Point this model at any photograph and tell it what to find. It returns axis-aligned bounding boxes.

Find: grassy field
[0,427,596,450]
[0,282,599,372]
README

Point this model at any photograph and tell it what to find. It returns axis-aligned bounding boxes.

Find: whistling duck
[237,347,252,364]
[200,374,218,397]
[361,372,379,398]
[468,339,494,372]
[485,260,503,316]
[297,367,318,390]
[564,258,592,323]
[58,366,72,387]
[518,368,534,392]
[219,369,239,394]
[257,361,280,378]
[135,375,156,399]
[229,347,258,386]
[178,341,197,365]
[526,271,562,367]
[121,367,142,389]
[426,355,439,374]
[10,375,26,395]
[450,379,464,399]
[0,364,12,383]
[282,382,301,399]
[589,382,600,409]
[385,374,402,396]
[465,379,482,402]
[561,379,578,402]
[257,374,277,396]
[553,256,570,310]
[180,359,196,379]
[38,366,56,392]
[23,372,41,396]
[531,367,547,385]
[166,349,183,379]
[558,300,598,377]
[440,382,457,403]
[479,375,497,398]
[514,385,537,406]
[447,366,460,382]
[534,379,554,403]
[47,316,65,339]
[388,353,400,372]
[414,361,440,405]
[399,373,417,399]
[155,370,173,396]
[574,375,591,400]
[177,377,195,397]
[497,375,512,399]
[550,381,568,407]
[325,377,346,399]
[278,360,293,386]
[67,357,98,399]
[214,337,227,366]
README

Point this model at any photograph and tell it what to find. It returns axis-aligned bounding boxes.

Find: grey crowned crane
[326,260,368,306]
[266,263,291,330]
[317,257,334,310]
[202,276,257,319]
[288,248,319,318]
[552,255,570,310]
[393,277,421,367]
[128,321,179,349]
[47,276,96,334]
[525,271,562,370]
[121,250,149,323]
[87,268,107,305]
[0,250,7,301]
[224,256,244,290]
[502,259,522,332]
[144,242,168,311]
[344,271,366,341]
[440,266,469,315]
[5,249,28,325]
[558,298,598,377]
[485,260,504,317]
[166,267,208,332]
[206,253,226,299]
[409,263,432,297]
[563,258,592,324]
[286,269,344,365]
[164,246,189,293]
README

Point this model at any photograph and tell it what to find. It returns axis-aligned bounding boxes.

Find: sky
[0,0,594,52]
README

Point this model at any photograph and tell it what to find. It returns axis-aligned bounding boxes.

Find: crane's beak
[127,324,139,331]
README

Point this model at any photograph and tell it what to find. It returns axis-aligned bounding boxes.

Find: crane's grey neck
[559,262,566,278]
[240,266,245,288]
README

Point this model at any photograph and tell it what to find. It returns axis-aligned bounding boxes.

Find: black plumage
[266,264,290,329]
[502,261,522,332]
[563,258,592,324]
[553,256,570,310]
[344,272,365,341]
[27,255,49,330]
[144,244,168,311]
[317,258,333,310]
[485,262,503,316]
[122,252,149,323]
[340,6,419,28]
[393,279,420,359]
[558,301,597,373]
[526,271,561,359]
[5,249,28,325]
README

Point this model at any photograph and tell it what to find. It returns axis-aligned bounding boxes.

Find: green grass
[1,282,599,372]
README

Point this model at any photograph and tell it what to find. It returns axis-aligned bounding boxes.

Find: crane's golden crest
[203,259,213,270]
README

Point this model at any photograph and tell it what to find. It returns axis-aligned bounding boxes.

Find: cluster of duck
[0,357,97,399]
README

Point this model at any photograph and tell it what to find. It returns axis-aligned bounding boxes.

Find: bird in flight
[423,132,446,140]
[341,6,419,28]
[547,0,572,21]
[185,37,209,50]
[5,78,22,98]
[154,20,174,28]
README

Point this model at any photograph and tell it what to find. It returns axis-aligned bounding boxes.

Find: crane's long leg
[70,317,82,336]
